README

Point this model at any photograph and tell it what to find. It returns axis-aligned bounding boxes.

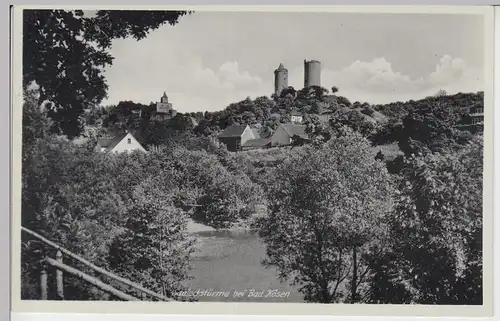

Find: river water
[185,227,304,303]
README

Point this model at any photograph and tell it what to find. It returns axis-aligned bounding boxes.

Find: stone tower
[304,59,321,88]
[156,91,175,115]
[274,63,288,96]
[160,91,169,103]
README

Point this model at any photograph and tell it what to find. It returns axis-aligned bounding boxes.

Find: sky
[101,11,485,113]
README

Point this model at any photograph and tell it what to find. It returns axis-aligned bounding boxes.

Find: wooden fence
[21,226,174,301]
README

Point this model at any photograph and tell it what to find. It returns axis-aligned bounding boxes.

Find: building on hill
[318,110,334,123]
[304,59,321,88]
[156,92,177,117]
[251,127,261,138]
[291,111,304,124]
[274,63,288,97]
[469,104,484,125]
[217,124,256,152]
[270,123,310,147]
[456,104,484,131]
[272,59,322,94]
[95,131,146,154]
[241,137,272,150]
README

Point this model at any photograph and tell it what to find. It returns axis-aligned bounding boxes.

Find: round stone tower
[274,63,288,97]
[304,59,321,88]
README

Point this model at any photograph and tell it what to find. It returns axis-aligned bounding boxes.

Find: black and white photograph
[12,5,494,315]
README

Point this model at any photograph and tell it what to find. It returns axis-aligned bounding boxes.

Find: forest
[21,9,484,305]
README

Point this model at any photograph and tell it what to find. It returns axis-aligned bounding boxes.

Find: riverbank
[186,205,267,234]
[184,223,303,303]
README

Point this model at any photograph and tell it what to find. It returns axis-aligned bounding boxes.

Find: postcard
[10,4,495,317]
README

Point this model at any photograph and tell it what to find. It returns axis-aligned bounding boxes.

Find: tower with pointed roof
[160,91,169,103]
[274,63,288,97]
[156,91,176,116]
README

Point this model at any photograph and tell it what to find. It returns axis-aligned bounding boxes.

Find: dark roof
[98,132,129,150]
[261,131,273,138]
[280,124,309,139]
[218,125,248,138]
[275,63,287,71]
[242,138,271,148]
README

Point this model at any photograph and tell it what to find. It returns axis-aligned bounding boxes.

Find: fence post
[40,267,48,300]
[56,250,64,300]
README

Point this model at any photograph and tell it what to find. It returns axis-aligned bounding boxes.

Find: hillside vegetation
[22,84,484,304]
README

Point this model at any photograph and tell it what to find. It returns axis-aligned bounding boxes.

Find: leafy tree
[279,86,298,99]
[368,137,483,304]
[396,100,472,157]
[21,89,132,299]
[162,148,264,229]
[261,114,281,136]
[303,114,332,144]
[329,109,377,138]
[297,85,329,101]
[107,177,196,300]
[435,89,448,97]
[258,128,394,303]
[23,9,190,138]
[360,105,375,117]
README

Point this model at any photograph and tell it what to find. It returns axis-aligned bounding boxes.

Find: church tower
[156,91,175,116]
[160,91,169,103]
[274,63,288,97]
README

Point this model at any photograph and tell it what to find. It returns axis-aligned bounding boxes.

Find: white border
[9,4,496,318]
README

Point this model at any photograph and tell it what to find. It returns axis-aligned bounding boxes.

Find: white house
[96,131,146,154]
[291,112,303,124]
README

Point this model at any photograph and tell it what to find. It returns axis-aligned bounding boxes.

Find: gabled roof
[280,123,309,140]
[98,132,129,151]
[251,128,261,138]
[242,137,271,148]
[218,124,249,138]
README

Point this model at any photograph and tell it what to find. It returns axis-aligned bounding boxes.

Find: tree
[23,9,190,138]
[368,137,483,304]
[435,89,448,97]
[161,147,264,229]
[329,109,377,138]
[258,128,394,303]
[396,100,472,157]
[21,88,132,299]
[280,86,297,99]
[303,114,332,145]
[107,177,196,300]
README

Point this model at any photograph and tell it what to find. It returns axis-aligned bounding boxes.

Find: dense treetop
[23,9,191,138]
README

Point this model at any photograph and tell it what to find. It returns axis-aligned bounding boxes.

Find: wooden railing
[21,226,174,301]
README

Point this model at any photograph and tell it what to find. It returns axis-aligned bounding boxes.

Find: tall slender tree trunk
[160,215,166,297]
[351,245,357,302]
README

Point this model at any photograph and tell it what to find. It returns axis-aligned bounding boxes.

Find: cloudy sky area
[101,11,485,113]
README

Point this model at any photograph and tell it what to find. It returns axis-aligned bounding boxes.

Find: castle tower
[274,63,288,96]
[160,91,169,103]
[156,91,175,115]
[304,59,321,88]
